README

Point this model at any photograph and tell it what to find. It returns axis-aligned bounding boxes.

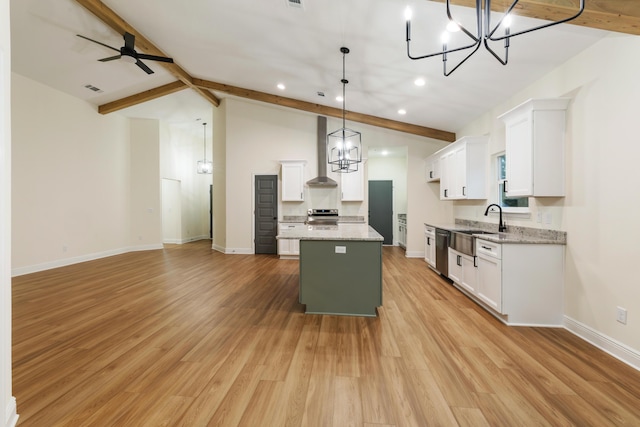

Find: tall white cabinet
[498,98,570,197]
[341,167,364,201]
[280,161,306,201]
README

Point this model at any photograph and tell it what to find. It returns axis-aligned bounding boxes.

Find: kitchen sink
[450,230,491,256]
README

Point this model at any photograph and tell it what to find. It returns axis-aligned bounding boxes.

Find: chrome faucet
[484,203,507,232]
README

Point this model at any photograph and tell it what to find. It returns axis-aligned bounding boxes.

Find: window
[497,154,529,212]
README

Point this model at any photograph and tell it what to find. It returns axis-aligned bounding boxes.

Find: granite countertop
[424,220,566,245]
[277,223,383,241]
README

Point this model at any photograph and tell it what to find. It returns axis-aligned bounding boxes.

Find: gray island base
[277,224,383,317]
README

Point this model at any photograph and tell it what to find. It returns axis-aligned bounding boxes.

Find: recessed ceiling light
[398,109,407,115]
[277,83,286,90]
[414,78,425,87]
[382,150,389,156]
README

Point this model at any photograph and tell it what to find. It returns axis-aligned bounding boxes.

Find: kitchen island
[277,223,383,317]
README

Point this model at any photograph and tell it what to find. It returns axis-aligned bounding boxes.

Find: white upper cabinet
[425,154,440,182]
[341,166,364,201]
[280,161,306,201]
[498,98,570,197]
[439,136,488,200]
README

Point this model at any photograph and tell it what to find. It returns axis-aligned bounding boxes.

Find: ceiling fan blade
[136,60,154,74]
[76,34,120,52]
[137,53,174,63]
[124,32,136,50]
[98,55,122,62]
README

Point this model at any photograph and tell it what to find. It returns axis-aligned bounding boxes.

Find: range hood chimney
[306,116,338,187]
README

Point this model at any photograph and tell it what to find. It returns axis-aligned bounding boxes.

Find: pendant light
[404,0,585,76]
[327,47,362,173]
[197,122,212,174]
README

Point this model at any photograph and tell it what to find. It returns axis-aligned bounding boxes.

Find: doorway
[254,175,278,254]
[369,180,393,245]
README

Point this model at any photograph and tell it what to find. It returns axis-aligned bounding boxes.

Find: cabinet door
[281,162,305,201]
[278,238,291,255]
[505,114,533,197]
[341,167,364,201]
[460,254,477,294]
[440,151,455,200]
[477,255,503,313]
[424,230,435,267]
[448,248,463,283]
[426,156,440,182]
[452,145,467,199]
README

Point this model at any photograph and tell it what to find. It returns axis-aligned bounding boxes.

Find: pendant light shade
[197,122,212,174]
[327,47,362,173]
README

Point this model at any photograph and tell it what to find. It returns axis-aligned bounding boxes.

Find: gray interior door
[255,175,278,254]
[369,180,393,245]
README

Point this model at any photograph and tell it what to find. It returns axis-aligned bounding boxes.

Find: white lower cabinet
[278,223,304,258]
[447,248,477,294]
[476,241,502,313]
[424,226,436,268]
[474,238,564,326]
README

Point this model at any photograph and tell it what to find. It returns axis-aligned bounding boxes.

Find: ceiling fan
[76,32,173,74]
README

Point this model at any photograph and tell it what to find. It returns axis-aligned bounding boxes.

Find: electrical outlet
[616,306,628,325]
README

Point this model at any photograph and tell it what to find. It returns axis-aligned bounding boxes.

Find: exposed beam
[98,81,187,114]
[193,78,456,142]
[74,0,220,106]
[429,0,640,36]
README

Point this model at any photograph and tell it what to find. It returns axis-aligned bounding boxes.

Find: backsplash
[455,219,567,244]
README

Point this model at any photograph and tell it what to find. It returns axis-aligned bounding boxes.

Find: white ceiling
[10,0,609,135]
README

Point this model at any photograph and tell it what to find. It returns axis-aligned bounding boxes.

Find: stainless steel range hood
[306,116,338,187]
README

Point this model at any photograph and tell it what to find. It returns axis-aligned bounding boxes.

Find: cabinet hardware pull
[444,189,448,197]
[462,186,466,196]
[430,171,433,178]
[427,237,431,245]
[503,180,508,193]
[473,256,477,267]
[481,245,492,250]
[457,255,462,266]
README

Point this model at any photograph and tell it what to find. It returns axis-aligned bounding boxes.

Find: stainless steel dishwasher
[435,228,450,277]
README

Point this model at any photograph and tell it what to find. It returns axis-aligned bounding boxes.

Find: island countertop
[277,223,383,242]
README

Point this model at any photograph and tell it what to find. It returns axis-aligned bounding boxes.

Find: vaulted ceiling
[11,0,639,141]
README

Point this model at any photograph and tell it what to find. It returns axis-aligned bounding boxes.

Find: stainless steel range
[306,209,339,225]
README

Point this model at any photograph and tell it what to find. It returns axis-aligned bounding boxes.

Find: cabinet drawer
[476,239,502,259]
[424,225,435,235]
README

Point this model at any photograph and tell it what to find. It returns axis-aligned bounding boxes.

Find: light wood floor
[12,241,640,426]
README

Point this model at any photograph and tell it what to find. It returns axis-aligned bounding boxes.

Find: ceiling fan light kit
[77,32,174,74]
[327,47,362,174]
[405,0,585,76]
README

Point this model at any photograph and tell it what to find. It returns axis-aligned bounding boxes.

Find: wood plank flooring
[11,241,640,426]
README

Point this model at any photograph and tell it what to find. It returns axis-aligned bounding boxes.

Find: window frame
[496,152,530,215]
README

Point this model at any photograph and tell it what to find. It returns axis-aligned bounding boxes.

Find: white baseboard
[164,236,210,245]
[223,248,254,255]
[405,251,424,258]
[12,243,163,277]
[564,316,640,371]
[5,397,18,427]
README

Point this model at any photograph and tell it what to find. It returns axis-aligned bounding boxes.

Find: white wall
[129,118,162,248]
[0,0,17,423]
[218,98,447,254]
[10,74,132,274]
[455,33,640,360]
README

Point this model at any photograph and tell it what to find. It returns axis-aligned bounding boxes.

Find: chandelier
[196,122,212,174]
[405,0,585,76]
[327,47,362,173]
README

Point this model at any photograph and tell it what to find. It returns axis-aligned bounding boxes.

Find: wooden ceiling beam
[74,0,220,106]
[193,78,456,142]
[98,81,187,114]
[428,0,640,36]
